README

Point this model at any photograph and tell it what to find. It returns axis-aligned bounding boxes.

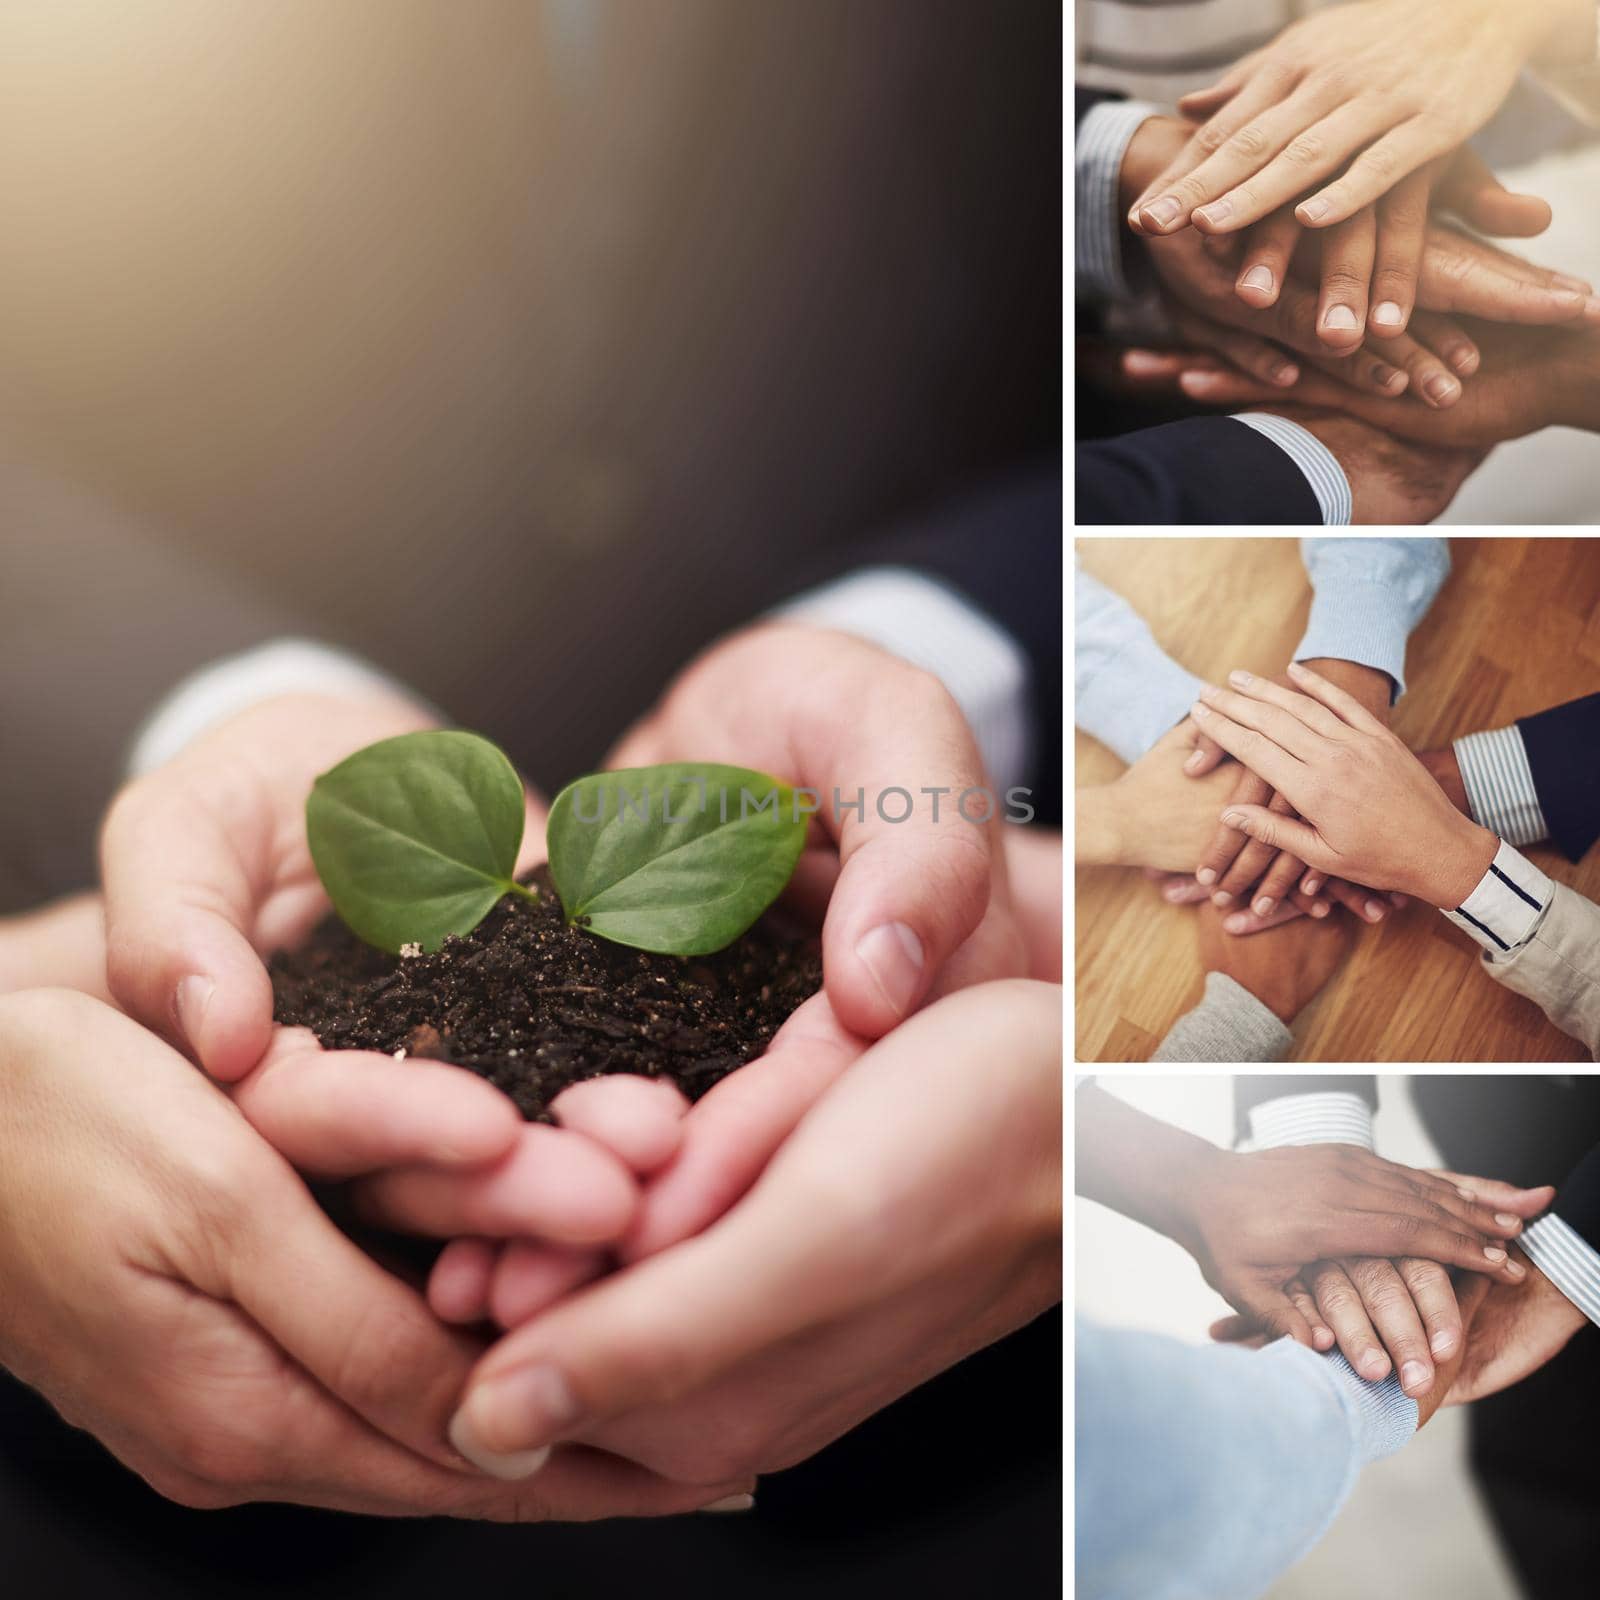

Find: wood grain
[1075,536,1600,1063]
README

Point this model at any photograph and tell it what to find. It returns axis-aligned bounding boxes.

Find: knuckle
[1321,269,1368,297]
[1225,122,1272,161]
[1282,132,1324,169]
[1354,142,1399,183]
[1194,118,1234,155]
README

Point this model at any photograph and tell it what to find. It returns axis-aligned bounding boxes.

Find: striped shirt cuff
[1520,1213,1600,1330]
[1245,1091,1376,1153]
[1441,839,1554,956]
[1453,725,1551,849]
[1229,415,1352,526]
[1074,100,1160,302]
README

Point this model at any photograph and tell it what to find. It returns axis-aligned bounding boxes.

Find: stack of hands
[1096,0,1600,520]
[0,622,1063,1516]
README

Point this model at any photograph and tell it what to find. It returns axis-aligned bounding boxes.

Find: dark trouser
[0,1307,1060,1598]
[1412,1076,1600,1600]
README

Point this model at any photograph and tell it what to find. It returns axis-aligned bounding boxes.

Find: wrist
[1298,658,1393,721]
[1418,748,1469,814]
[1426,817,1500,908]
[1074,786,1128,867]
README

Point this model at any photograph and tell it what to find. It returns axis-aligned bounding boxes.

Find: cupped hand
[0,989,746,1517]
[441,979,1062,1485]
[1189,662,1501,903]
[1129,0,1585,235]
[1445,1248,1590,1404]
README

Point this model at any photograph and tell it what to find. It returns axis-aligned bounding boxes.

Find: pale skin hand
[441,981,1063,1483]
[1076,1086,1532,1348]
[1127,0,1594,237]
[0,990,750,1517]
[1188,661,1501,905]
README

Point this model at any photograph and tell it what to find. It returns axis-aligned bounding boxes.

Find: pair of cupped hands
[0,620,1062,1519]
[1100,0,1600,510]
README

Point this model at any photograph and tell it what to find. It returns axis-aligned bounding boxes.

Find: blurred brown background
[0,0,1061,910]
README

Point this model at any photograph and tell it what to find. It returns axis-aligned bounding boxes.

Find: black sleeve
[1076,418,1324,525]
[1551,1143,1600,1256]
[1234,1076,1379,1146]
[1074,86,1123,128]
[1515,691,1600,862]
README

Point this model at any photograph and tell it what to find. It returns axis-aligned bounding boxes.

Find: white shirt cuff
[127,638,424,777]
[774,567,1032,794]
[1245,1091,1376,1153]
[1229,415,1352,526]
[1074,100,1161,302]
[1520,1213,1600,1330]
[1452,725,1550,849]
[1440,839,1555,956]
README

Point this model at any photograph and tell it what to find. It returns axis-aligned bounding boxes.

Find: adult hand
[0,989,745,1517]
[1446,1249,1591,1404]
[1192,896,1349,1024]
[1127,0,1593,235]
[442,980,1062,1485]
[0,892,112,1002]
[1188,661,1501,903]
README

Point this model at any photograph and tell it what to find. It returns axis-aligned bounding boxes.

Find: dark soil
[269,865,822,1120]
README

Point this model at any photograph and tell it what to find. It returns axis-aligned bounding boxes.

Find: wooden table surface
[1075,536,1600,1063]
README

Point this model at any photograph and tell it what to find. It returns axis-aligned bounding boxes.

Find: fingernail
[1400,1360,1431,1394]
[1190,702,1211,720]
[1372,300,1404,329]
[1378,365,1408,393]
[1195,198,1233,227]
[1122,349,1172,376]
[1302,876,1322,895]
[1227,668,1253,686]
[1310,901,1329,918]
[1457,1186,1477,1201]
[1313,1326,1334,1349]
[1286,661,1309,677]
[1254,897,1275,915]
[1211,890,1233,907]
[1184,751,1205,773]
[1196,867,1217,886]
[1271,360,1299,386]
[700,1493,756,1514]
[1298,197,1332,224]
[1224,914,1250,933]
[175,975,214,1055]
[1424,374,1460,406]
[1390,894,1409,908]
[1365,900,1385,920]
[1142,196,1183,229]
[1585,296,1600,322]
[1505,1259,1526,1280]
[1552,273,1592,292]
[1450,345,1479,375]
[856,922,925,1018]
[1495,1213,1521,1229]
[1164,883,1188,902]
[1322,303,1360,332]
[1358,1350,1389,1380]
[1430,1330,1456,1357]
[450,1364,583,1475]
[1221,811,1247,829]
[1240,264,1274,293]
[1484,1245,1508,1263]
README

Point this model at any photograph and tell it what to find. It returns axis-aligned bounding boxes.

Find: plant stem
[507,880,540,904]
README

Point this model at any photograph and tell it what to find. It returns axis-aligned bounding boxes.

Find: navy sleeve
[1515,691,1600,862]
[1553,1144,1600,1254]
[1077,417,1324,525]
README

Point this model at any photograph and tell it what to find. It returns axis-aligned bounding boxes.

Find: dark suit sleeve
[1234,1077,1379,1146]
[1552,1144,1600,1254]
[1515,692,1600,861]
[1075,86,1122,127]
[1077,417,1324,526]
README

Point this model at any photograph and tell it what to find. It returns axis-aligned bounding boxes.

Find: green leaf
[546,763,807,956]
[306,730,530,954]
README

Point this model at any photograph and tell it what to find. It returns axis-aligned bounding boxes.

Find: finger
[1396,1258,1464,1363]
[1434,1172,1557,1218]
[549,1076,690,1178]
[1409,307,1480,379]
[1251,846,1313,919]
[1168,305,1299,387]
[1195,681,1338,762]
[1184,723,1227,777]
[1301,342,1411,398]
[1197,99,1417,234]
[1216,668,1349,739]
[101,777,277,1082]
[490,1242,607,1329]
[429,1237,499,1324]
[231,1032,523,1177]
[1221,900,1311,935]
[1288,1280,1335,1350]
[1309,1261,1391,1380]
[1296,117,1454,230]
[1418,232,1593,324]
[1174,54,1260,118]
[1283,659,1391,734]
[1436,148,1552,239]
[1214,824,1283,904]
[1370,168,1431,336]
[1382,312,1468,405]
[1186,701,1310,804]
[1214,802,1331,871]
[1325,878,1391,925]
[1349,1258,1434,1397]
[1195,769,1270,888]
[354,1125,641,1246]
[1316,205,1376,347]
[1177,367,1286,407]
[1324,1210,1514,1279]
[1208,1312,1261,1343]
[1235,206,1304,308]
[1158,874,1216,906]
[1234,1283,1316,1349]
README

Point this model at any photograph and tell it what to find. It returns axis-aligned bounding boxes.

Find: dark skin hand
[1445,1248,1590,1405]
[1193,897,1349,1024]
[1075,1087,1533,1346]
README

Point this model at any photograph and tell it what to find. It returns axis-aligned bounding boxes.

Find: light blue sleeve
[1295,537,1450,699]
[1074,559,1205,765]
[1075,1319,1416,1600]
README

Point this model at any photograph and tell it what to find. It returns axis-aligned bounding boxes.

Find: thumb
[1184,723,1226,777]
[101,776,276,1082]
[1439,150,1552,238]
[1218,803,1333,870]
[1235,1284,1315,1350]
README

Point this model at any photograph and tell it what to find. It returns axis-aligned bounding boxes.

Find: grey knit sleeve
[1151,972,1293,1063]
